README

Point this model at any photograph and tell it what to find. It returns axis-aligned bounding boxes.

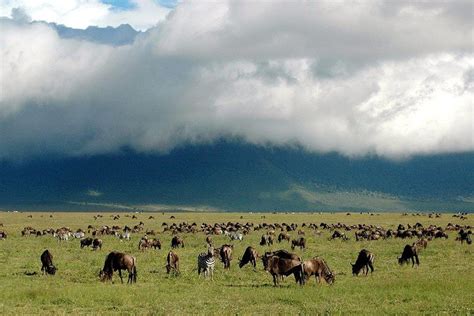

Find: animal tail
[300,261,305,285]
[133,257,137,283]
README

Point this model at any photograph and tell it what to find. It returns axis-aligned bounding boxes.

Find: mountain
[0,142,472,212]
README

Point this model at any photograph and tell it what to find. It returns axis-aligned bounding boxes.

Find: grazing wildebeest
[457,230,472,245]
[0,231,7,239]
[351,249,375,276]
[80,237,93,248]
[99,251,137,284]
[330,230,349,240]
[262,252,305,286]
[278,232,290,243]
[260,234,274,246]
[197,246,216,279]
[398,244,419,267]
[92,238,103,250]
[303,257,335,285]
[219,244,233,269]
[40,250,57,275]
[239,246,258,269]
[171,236,185,248]
[166,251,180,275]
[291,237,306,250]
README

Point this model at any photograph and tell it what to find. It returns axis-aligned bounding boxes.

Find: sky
[0,0,473,161]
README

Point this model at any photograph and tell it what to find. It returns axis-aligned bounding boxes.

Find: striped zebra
[197,246,215,279]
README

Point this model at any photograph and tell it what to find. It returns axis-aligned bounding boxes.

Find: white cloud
[0,0,171,30]
[0,1,472,160]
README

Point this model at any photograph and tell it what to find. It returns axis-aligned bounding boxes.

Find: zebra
[197,246,215,280]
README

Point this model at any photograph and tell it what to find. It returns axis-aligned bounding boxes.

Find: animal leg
[368,262,374,273]
[118,269,123,283]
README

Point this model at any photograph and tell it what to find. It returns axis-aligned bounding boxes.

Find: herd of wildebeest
[0,212,472,286]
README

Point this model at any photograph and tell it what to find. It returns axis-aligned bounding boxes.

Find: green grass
[0,212,473,314]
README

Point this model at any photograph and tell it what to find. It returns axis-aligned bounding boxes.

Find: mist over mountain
[1,142,472,212]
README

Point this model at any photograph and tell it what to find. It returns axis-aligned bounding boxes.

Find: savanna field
[0,211,472,315]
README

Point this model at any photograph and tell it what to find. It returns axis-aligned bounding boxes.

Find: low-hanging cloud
[0,1,473,160]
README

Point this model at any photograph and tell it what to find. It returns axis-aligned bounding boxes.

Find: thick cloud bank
[0,1,473,160]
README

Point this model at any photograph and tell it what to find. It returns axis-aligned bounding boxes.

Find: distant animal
[414,238,428,250]
[260,234,274,246]
[99,251,137,284]
[278,232,290,243]
[40,250,57,275]
[197,246,216,279]
[239,246,258,269]
[166,251,180,275]
[92,238,103,250]
[0,231,7,239]
[80,237,93,248]
[171,236,185,248]
[351,249,375,276]
[229,232,243,241]
[457,230,472,245]
[303,257,335,284]
[398,244,419,267]
[262,252,305,286]
[206,235,213,245]
[219,244,233,269]
[330,230,349,240]
[291,237,306,250]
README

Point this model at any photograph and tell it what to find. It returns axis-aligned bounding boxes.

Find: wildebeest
[457,230,472,245]
[40,250,57,275]
[219,244,233,269]
[0,231,7,239]
[262,251,305,286]
[303,257,335,285]
[99,251,137,284]
[278,232,290,243]
[351,249,375,276]
[260,234,274,246]
[398,244,419,267]
[92,238,103,250]
[291,237,306,250]
[80,237,93,248]
[166,251,180,275]
[239,246,258,269]
[206,235,213,246]
[171,236,185,248]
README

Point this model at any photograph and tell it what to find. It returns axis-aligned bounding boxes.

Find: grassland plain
[0,211,472,315]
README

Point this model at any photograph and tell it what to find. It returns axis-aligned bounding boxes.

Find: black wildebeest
[262,251,305,286]
[239,246,258,269]
[291,237,306,250]
[303,257,335,285]
[219,244,233,269]
[99,251,137,284]
[80,237,93,248]
[398,244,419,267]
[166,251,180,275]
[40,250,57,275]
[351,249,375,276]
[92,238,103,250]
[171,236,185,248]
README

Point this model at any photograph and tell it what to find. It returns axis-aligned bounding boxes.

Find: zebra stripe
[197,251,215,279]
